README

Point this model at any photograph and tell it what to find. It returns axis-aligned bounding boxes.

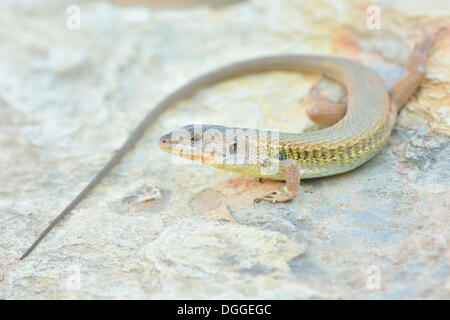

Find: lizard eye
[191,135,201,143]
[229,141,237,154]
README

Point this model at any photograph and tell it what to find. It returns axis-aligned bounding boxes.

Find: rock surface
[0,0,448,299]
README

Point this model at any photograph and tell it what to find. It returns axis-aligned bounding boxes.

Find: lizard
[20,29,441,259]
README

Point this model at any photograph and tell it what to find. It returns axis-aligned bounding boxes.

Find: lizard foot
[254,159,301,204]
[253,188,296,203]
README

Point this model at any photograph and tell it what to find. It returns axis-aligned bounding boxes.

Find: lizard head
[158,124,282,178]
[159,124,230,164]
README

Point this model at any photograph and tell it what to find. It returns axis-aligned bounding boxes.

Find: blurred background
[0,0,448,299]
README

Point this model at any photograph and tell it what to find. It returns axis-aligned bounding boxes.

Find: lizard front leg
[254,159,301,203]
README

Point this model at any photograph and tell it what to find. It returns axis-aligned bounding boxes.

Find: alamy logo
[66,5,81,30]
[366,5,381,30]
[366,265,381,290]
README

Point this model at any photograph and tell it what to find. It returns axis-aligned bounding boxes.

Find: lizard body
[20,31,439,259]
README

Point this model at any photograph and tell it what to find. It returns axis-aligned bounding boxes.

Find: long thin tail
[19,102,170,259]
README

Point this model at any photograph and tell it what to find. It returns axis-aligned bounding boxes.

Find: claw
[253,159,301,204]
[253,189,292,204]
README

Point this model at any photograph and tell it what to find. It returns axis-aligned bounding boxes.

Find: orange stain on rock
[220,176,284,205]
[223,176,256,191]
[331,29,362,58]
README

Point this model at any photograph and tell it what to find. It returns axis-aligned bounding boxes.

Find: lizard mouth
[158,133,174,152]
[158,131,217,162]
[158,125,233,163]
